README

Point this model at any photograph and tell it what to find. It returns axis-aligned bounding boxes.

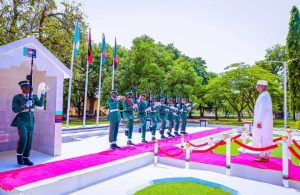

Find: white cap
[256,80,268,86]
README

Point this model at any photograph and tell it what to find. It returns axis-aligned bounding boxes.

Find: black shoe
[142,139,148,143]
[174,132,180,136]
[181,132,188,135]
[23,157,34,166]
[114,144,121,149]
[17,155,24,165]
[110,144,117,149]
[138,128,141,133]
[160,134,167,139]
[125,130,128,136]
[167,132,175,137]
[151,137,156,141]
[127,140,135,146]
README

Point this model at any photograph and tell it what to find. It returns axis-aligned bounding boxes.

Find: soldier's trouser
[160,118,166,135]
[17,126,34,157]
[124,114,134,139]
[180,117,187,133]
[139,115,147,139]
[109,121,119,143]
[168,119,174,133]
[174,116,180,132]
[150,116,157,136]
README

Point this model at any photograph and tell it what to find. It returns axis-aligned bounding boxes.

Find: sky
[57,0,300,73]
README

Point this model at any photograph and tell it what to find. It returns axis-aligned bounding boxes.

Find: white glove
[165,109,169,112]
[41,86,49,95]
[133,104,138,109]
[25,100,33,108]
[155,102,161,108]
[180,109,183,112]
[187,107,192,111]
[146,107,151,112]
[186,103,191,107]
[170,106,175,110]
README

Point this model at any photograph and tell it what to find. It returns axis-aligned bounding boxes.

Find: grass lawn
[62,119,108,127]
[212,139,300,165]
[134,181,233,195]
[205,117,300,129]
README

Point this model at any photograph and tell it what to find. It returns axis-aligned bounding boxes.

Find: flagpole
[112,61,115,90]
[83,59,89,127]
[96,55,103,126]
[66,42,75,128]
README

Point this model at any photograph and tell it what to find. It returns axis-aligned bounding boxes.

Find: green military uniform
[174,103,181,135]
[180,104,188,134]
[138,97,148,141]
[122,92,134,141]
[11,80,45,164]
[167,103,175,137]
[158,100,169,138]
[107,90,121,147]
[148,100,158,140]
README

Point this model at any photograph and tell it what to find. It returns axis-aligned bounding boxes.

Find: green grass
[212,139,300,165]
[205,117,300,129]
[134,181,233,195]
[62,119,108,127]
[213,139,250,156]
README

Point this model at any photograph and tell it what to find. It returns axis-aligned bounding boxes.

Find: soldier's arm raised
[33,95,45,107]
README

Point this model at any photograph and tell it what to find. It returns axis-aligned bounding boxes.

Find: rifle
[26,49,36,113]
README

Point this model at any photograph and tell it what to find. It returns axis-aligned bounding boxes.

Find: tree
[206,63,282,122]
[286,5,300,121]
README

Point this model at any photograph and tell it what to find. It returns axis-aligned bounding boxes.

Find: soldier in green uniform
[167,99,175,137]
[11,80,46,166]
[173,97,181,136]
[147,96,158,141]
[138,94,148,143]
[180,98,191,134]
[122,91,136,145]
[158,98,169,139]
[107,89,123,149]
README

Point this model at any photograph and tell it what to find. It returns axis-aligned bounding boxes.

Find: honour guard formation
[107,89,194,149]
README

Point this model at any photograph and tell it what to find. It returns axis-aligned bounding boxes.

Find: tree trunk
[214,108,218,120]
[89,96,96,116]
[237,112,242,122]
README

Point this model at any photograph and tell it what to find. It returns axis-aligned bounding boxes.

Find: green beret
[19,80,29,87]
[125,91,133,95]
[110,89,118,94]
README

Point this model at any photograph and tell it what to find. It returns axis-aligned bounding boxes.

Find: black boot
[17,155,24,165]
[167,132,175,137]
[151,137,156,141]
[181,132,188,135]
[23,157,34,166]
[127,140,135,146]
[125,130,128,136]
[160,134,167,139]
[142,139,148,143]
[174,132,180,136]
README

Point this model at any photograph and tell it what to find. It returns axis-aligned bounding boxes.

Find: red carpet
[0,128,230,191]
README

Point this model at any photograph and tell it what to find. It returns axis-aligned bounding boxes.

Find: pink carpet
[0,128,230,191]
[159,144,300,181]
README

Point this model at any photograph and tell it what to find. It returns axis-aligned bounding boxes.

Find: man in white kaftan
[252,80,273,162]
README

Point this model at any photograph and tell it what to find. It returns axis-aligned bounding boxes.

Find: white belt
[22,109,34,112]
[110,109,119,112]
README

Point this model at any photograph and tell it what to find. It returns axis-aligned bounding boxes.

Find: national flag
[87,28,93,64]
[23,47,36,58]
[113,37,118,70]
[101,33,107,64]
[73,20,80,57]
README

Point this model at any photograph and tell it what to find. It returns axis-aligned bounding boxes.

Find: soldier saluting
[11,80,47,166]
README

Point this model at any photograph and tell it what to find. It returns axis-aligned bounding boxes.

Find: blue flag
[73,20,80,57]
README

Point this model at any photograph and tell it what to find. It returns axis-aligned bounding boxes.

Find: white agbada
[252,91,274,157]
